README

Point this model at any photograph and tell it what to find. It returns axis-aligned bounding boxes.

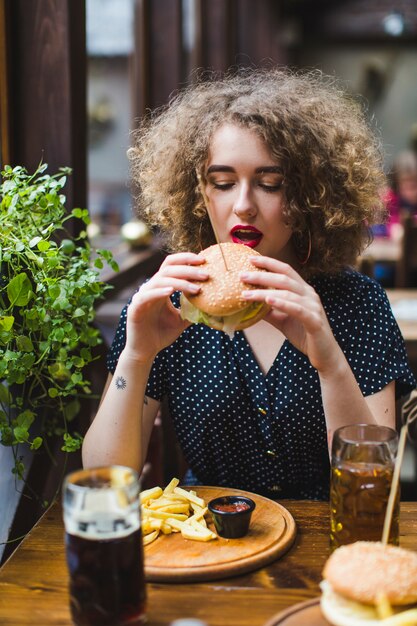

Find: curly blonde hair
[129,67,386,276]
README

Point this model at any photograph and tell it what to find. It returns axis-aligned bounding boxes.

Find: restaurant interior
[1,1,417,625]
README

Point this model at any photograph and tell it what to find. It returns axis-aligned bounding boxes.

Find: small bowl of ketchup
[207,495,256,538]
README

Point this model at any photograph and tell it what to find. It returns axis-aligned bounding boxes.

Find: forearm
[318,345,380,442]
[82,351,154,471]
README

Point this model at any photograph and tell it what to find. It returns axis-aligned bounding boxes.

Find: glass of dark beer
[63,466,146,626]
[330,424,399,551]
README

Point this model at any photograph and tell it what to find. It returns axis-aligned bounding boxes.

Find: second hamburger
[180,243,270,336]
[320,541,417,626]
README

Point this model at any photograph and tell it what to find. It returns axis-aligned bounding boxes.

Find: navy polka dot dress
[107,270,416,500]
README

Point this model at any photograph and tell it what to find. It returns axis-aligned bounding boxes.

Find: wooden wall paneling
[200,0,236,73]
[133,0,182,117]
[148,0,182,107]
[132,0,150,123]
[235,0,288,67]
[8,0,86,215]
[0,0,13,167]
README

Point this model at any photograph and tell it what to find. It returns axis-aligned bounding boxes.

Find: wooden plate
[144,485,296,583]
[264,598,328,626]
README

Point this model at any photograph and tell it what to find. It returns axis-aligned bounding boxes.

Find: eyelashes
[211,181,283,192]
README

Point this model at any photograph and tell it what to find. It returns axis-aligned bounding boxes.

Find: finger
[158,265,209,281]
[264,308,289,324]
[139,275,203,296]
[160,252,206,268]
[264,293,323,332]
[248,256,308,284]
[130,285,174,307]
[240,269,302,295]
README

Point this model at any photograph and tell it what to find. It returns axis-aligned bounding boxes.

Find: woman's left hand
[240,256,341,374]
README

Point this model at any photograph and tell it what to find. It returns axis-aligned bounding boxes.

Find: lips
[231,225,263,248]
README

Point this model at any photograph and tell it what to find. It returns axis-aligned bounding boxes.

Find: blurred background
[1,0,416,237]
[86,0,417,236]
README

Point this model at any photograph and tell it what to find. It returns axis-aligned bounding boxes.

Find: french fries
[140,478,217,545]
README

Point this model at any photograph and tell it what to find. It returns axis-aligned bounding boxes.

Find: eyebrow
[206,165,283,175]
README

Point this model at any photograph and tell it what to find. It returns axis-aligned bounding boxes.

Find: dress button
[266,450,276,457]
[258,407,267,415]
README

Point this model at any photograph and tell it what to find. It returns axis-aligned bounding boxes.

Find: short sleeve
[344,279,416,399]
[106,302,168,402]
[106,304,128,374]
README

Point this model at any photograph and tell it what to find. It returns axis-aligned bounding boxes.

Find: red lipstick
[230,225,263,248]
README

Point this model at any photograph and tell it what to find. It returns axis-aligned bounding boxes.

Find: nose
[232,184,257,219]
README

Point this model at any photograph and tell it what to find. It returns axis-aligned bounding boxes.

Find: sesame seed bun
[180,243,270,333]
[320,542,417,626]
[323,542,417,606]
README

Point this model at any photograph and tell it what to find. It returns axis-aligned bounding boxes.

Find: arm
[318,350,396,444]
[82,366,160,471]
[240,258,396,445]
[82,252,208,471]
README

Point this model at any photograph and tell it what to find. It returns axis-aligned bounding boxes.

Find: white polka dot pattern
[107,270,416,499]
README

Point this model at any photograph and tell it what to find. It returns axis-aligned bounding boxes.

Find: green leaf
[70,372,82,385]
[48,362,71,381]
[13,425,29,443]
[0,316,14,331]
[0,384,11,405]
[37,240,51,252]
[30,437,43,450]
[12,460,25,480]
[16,335,34,352]
[1,426,13,446]
[61,432,82,452]
[16,409,35,429]
[60,239,75,254]
[7,273,32,306]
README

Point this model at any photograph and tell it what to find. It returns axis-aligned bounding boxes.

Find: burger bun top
[323,541,417,606]
[187,243,267,317]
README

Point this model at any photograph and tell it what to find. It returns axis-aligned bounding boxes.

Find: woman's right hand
[123,252,208,362]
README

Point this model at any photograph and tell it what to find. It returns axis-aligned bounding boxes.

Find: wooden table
[387,289,417,342]
[1,501,417,626]
[387,289,417,378]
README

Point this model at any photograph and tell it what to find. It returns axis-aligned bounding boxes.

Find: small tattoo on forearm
[115,376,127,390]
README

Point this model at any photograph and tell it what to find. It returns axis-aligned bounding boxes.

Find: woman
[83,68,415,499]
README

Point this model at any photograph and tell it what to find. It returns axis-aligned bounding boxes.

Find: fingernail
[189,284,201,292]
[240,272,250,280]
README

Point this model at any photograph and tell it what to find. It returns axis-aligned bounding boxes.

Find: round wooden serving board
[144,485,296,583]
[264,598,328,626]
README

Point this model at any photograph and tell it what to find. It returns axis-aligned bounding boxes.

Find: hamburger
[320,541,417,626]
[180,243,269,336]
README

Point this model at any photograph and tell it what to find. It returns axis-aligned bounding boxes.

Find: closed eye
[212,182,235,191]
[258,182,284,192]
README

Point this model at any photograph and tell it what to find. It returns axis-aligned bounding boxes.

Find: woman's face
[204,123,295,262]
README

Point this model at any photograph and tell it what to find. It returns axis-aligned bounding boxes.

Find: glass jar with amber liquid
[330,424,399,551]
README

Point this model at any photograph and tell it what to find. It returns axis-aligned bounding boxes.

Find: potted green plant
[0,163,118,489]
